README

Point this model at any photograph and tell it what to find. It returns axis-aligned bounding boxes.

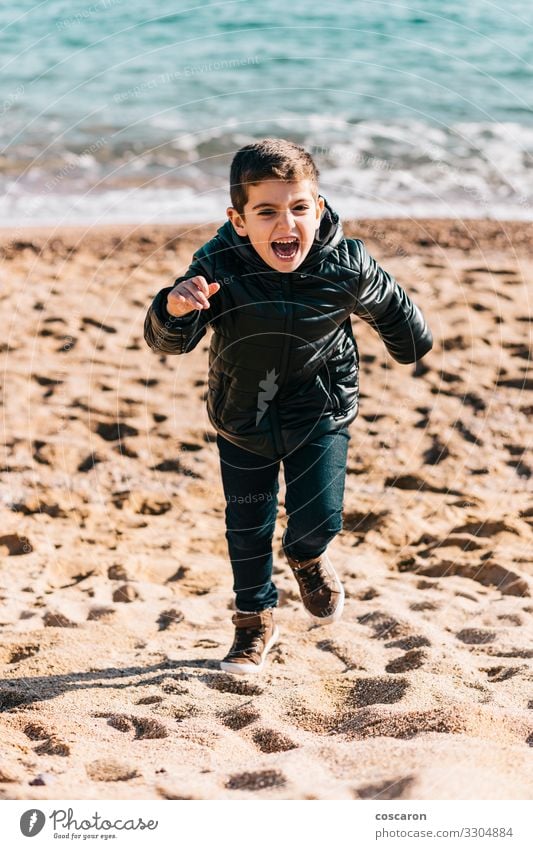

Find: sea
[1,0,532,226]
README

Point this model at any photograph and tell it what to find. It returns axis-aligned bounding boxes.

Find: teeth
[274,238,298,243]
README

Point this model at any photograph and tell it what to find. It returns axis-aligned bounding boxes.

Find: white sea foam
[0,183,531,228]
[1,120,532,225]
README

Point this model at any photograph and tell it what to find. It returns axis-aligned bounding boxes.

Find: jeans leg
[282,427,350,561]
[217,434,280,611]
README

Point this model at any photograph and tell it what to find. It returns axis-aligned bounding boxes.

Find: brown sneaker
[285,549,344,624]
[219,608,279,675]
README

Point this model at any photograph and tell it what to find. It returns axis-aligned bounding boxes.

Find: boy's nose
[276,210,296,229]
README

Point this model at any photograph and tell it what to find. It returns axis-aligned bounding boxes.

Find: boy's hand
[166,276,220,317]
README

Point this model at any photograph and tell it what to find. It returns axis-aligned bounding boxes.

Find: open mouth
[271,237,299,261]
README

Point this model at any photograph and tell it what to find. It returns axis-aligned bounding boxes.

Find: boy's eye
[258,205,309,216]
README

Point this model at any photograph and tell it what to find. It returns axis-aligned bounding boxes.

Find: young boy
[144,138,433,675]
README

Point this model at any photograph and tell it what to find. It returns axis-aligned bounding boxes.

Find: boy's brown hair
[229,137,320,216]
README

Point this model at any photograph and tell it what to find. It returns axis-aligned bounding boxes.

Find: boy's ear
[226,206,247,236]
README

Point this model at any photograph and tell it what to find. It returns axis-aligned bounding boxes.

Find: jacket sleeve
[350,239,433,364]
[143,248,217,355]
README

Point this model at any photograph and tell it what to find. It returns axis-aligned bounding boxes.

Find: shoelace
[229,626,265,658]
[295,561,329,597]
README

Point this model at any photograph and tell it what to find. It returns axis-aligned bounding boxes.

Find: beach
[0,216,531,800]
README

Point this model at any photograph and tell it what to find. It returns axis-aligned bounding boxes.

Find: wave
[1,119,532,224]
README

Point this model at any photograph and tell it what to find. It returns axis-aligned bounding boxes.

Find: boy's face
[226,179,325,272]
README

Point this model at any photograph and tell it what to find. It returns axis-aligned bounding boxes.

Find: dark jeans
[216,427,350,612]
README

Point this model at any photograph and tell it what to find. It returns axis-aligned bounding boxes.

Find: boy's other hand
[166,276,220,317]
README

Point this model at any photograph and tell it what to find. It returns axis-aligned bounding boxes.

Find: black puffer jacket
[144,196,433,459]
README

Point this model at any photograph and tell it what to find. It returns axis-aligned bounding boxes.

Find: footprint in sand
[157,608,185,630]
[506,457,531,479]
[11,494,71,518]
[179,441,204,452]
[357,610,412,641]
[405,551,529,598]
[252,728,298,753]
[55,335,77,353]
[496,613,523,626]
[335,703,532,743]
[385,635,431,650]
[160,678,189,697]
[172,703,202,721]
[439,370,463,384]
[86,760,140,782]
[355,586,380,600]
[93,712,169,739]
[0,533,33,556]
[385,650,427,673]
[458,391,486,413]
[24,723,70,756]
[353,775,415,800]
[151,458,201,478]
[508,344,531,361]
[350,677,410,707]
[416,579,441,590]
[442,334,469,351]
[384,473,461,496]
[43,611,78,628]
[480,666,523,682]
[32,374,63,388]
[77,452,103,472]
[482,647,532,659]
[96,421,139,441]
[0,644,40,664]
[422,435,450,465]
[454,419,483,445]
[81,317,117,334]
[316,639,367,671]
[342,508,390,537]
[203,674,264,697]
[453,519,520,537]
[220,707,261,730]
[456,628,496,644]
[497,375,533,390]
[285,677,410,736]
[455,590,480,602]
[409,601,439,611]
[282,702,334,734]
[87,606,115,621]
[465,267,517,275]
[225,769,286,791]
[156,786,196,800]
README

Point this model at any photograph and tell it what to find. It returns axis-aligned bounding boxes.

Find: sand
[0,216,531,800]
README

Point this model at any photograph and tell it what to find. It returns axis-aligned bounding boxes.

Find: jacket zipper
[277,277,293,387]
[269,277,293,455]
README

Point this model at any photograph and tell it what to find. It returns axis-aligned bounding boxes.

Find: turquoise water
[1,0,532,224]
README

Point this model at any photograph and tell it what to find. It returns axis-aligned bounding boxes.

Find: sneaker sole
[304,572,345,625]
[219,624,280,675]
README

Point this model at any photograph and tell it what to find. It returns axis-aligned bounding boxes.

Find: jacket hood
[215,195,344,276]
